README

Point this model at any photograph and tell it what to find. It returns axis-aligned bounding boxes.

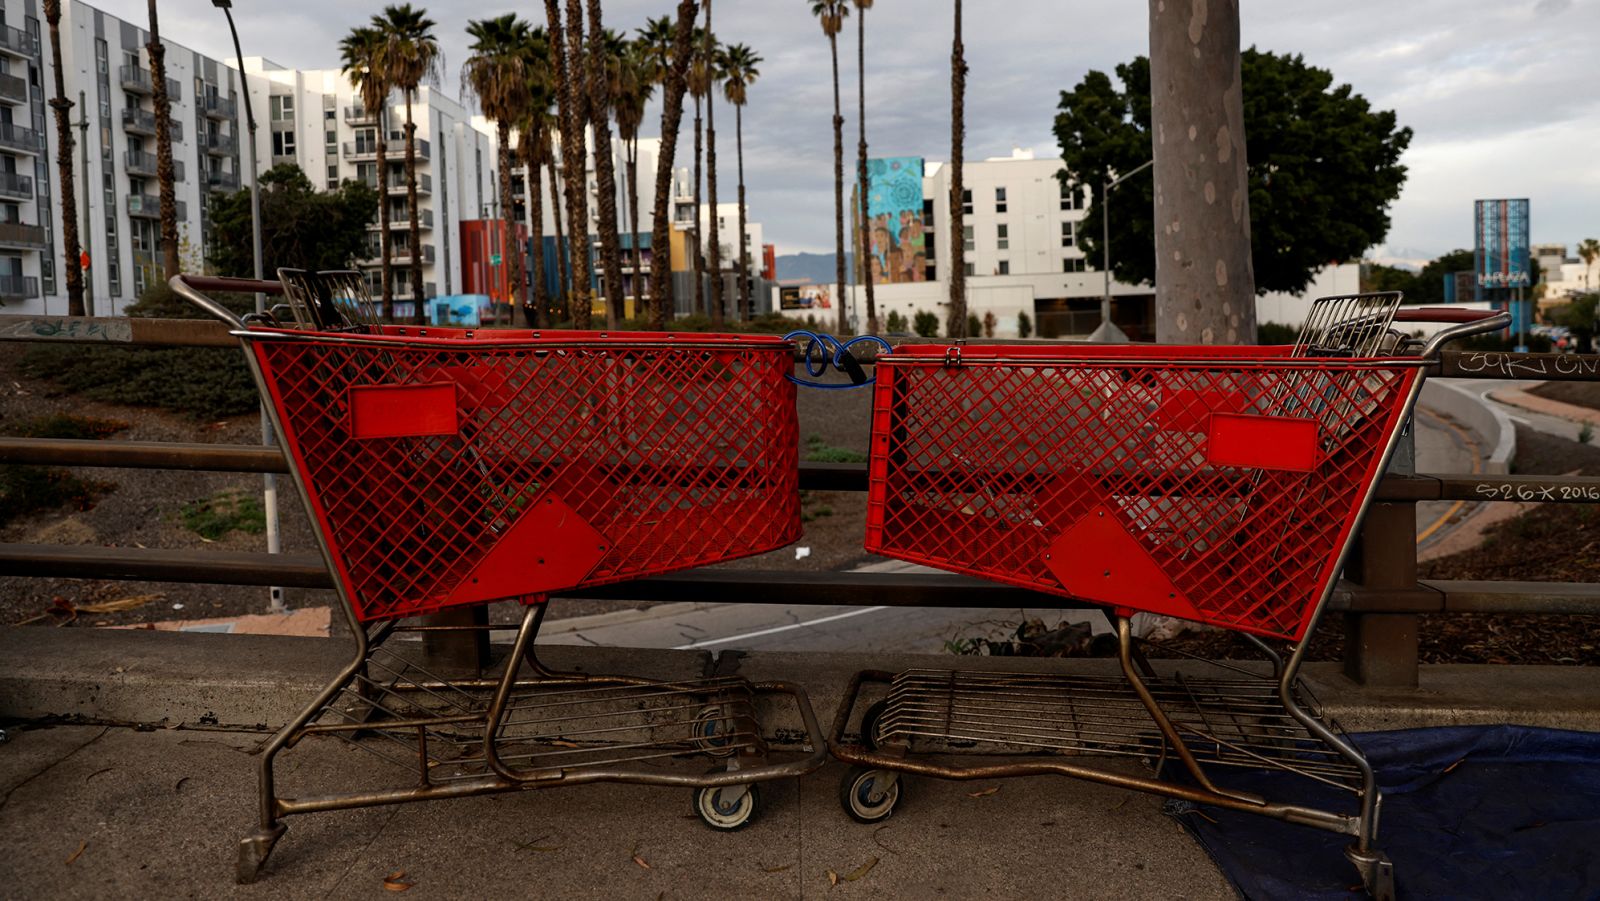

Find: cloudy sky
[120,0,1599,259]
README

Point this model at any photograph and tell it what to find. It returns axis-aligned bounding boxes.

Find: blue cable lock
[783,331,893,389]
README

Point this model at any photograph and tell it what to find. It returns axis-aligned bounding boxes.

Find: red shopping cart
[172,272,826,882]
[831,294,1510,898]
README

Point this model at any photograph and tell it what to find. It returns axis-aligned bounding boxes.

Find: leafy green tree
[1055,50,1412,295]
[207,164,379,277]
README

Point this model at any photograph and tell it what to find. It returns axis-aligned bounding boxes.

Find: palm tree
[544,0,593,328]
[374,4,440,325]
[340,27,394,319]
[585,7,626,329]
[146,0,179,280]
[1580,238,1600,292]
[852,0,875,334]
[701,3,725,328]
[946,0,966,337]
[463,14,533,324]
[721,43,761,322]
[613,40,655,315]
[646,1,699,327]
[684,26,712,316]
[516,30,555,326]
[810,0,849,334]
[42,0,84,314]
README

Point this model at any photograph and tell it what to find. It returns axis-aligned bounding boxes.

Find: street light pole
[1091,158,1153,343]
[215,0,283,613]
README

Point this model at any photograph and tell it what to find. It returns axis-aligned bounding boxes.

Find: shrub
[0,414,125,527]
[1258,321,1297,345]
[912,310,940,338]
[982,311,997,338]
[967,313,982,337]
[180,488,266,540]
[884,310,906,334]
[1018,311,1033,339]
[803,434,868,464]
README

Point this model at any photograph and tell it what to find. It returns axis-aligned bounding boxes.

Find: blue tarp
[1179,725,1600,900]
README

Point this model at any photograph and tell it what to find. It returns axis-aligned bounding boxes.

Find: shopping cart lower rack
[171,273,826,883]
[832,296,1510,899]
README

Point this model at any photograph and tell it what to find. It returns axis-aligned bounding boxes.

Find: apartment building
[0,4,46,310]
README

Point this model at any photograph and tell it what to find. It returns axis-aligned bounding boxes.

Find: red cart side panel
[865,352,1420,640]
[251,331,799,622]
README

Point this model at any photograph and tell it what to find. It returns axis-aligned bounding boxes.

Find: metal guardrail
[2,315,1598,689]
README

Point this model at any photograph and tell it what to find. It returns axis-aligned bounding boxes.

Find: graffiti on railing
[1474,481,1600,502]
[1451,351,1600,379]
[0,317,132,342]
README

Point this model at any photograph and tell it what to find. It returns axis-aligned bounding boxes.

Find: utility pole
[76,90,92,316]
[1091,158,1152,343]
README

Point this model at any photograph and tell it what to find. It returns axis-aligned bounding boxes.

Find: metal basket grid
[865,348,1421,639]
[251,329,800,621]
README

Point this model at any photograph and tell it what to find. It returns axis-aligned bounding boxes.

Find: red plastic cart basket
[249,322,799,621]
[866,323,1440,641]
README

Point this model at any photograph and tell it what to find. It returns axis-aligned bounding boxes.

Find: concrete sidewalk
[5,628,1600,899]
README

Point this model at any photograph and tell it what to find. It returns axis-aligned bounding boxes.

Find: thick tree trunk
[585,0,624,328]
[560,0,592,328]
[1149,0,1255,344]
[947,0,966,337]
[626,138,643,314]
[704,0,723,327]
[857,8,876,334]
[497,121,522,323]
[736,105,750,321]
[43,2,83,315]
[648,0,698,328]
[691,94,703,316]
[404,92,423,324]
[524,128,547,328]
[830,34,846,334]
[146,0,179,280]
[377,108,393,320]
[547,150,567,320]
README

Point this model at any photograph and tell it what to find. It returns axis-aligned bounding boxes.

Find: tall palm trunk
[557,0,592,328]
[704,0,723,327]
[42,0,83,314]
[585,0,624,328]
[377,107,393,320]
[626,137,643,312]
[946,0,966,337]
[546,146,568,319]
[691,92,703,316]
[147,0,178,279]
[404,91,423,323]
[648,0,698,328]
[523,127,548,327]
[735,104,750,321]
[829,32,846,334]
[496,120,523,323]
[856,6,876,333]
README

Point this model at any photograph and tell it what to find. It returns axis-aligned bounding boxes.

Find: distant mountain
[775,252,853,283]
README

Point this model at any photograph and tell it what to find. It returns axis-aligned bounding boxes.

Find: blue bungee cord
[783,330,894,389]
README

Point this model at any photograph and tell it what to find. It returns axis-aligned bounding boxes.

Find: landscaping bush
[1018,311,1033,338]
[912,310,940,338]
[179,488,266,540]
[0,414,125,527]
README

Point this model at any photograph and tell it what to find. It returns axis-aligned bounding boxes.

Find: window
[1063,257,1087,273]
[1060,221,1075,248]
[922,198,934,225]
[272,130,295,156]
[961,188,972,215]
[963,225,974,252]
[324,108,336,121]
[964,262,975,277]
[269,94,294,122]
[924,264,937,282]
[997,260,1010,275]
[1060,180,1078,211]
[995,186,1007,213]
[325,129,337,148]
[997,224,1009,250]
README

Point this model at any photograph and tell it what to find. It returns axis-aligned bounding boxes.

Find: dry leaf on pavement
[65,841,87,865]
[843,857,879,882]
[967,786,1000,798]
[382,870,413,891]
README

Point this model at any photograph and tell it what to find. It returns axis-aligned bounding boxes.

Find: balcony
[344,105,377,124]
[126,194,187,219]
[343,138,429,162]
[207,170,241,193]
[0,122,43,156]
[364,172,431,195]
[118,66,181,100]
[0,170,32,199]
[120,107,183,142]
[0,221,47,249]
[372,208,433,231]
[203,133,237,156]
[124,150,184,181]
[391,280,437,300]
[0,24,36,58]
[0,273,37,300]
[202,95,236,120]
[382,243,436,266]
[0,72,26,105]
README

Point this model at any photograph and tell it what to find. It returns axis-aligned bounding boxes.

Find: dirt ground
[1528,379,1600,411]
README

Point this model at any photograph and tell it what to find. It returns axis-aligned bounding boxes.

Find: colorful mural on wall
[863,156,927,285]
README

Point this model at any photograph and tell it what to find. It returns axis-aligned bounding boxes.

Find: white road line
[672,605,890,650]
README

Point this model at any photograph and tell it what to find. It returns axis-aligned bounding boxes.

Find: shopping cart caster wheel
[695,783,761,831]
[859,699,889,751]
[840,767,900,824]
[693,704,738,759]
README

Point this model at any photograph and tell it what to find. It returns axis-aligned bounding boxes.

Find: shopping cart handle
[1392,307,1502,324]
[1410,307,1513,358]
[168,274,285,329]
